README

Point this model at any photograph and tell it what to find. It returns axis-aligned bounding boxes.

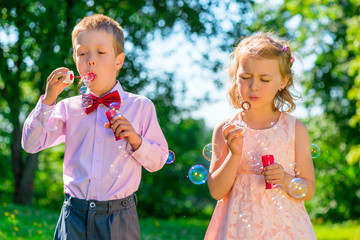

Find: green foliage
[138,117,216,219]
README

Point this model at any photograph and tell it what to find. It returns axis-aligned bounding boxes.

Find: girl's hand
[104,115,142,151]
[43,67,71,105]
[222,122,244,156]
[263,163,285,185]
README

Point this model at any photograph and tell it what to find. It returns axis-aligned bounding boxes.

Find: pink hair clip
[282,46,288,51]
[290,56,295,63]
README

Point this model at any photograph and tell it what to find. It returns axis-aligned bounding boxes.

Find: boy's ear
[115,53,125,71]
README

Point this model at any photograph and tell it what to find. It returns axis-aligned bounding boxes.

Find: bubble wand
[63,71,96,84]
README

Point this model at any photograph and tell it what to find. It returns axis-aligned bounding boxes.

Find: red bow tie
[84,91,121,114]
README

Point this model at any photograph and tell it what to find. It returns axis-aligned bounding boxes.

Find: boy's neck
[91,81,118,97]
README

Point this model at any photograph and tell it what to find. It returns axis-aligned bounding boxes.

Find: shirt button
[96,138,101,143]
[97,121,102,126]
[93,176,98,181]
[95,156,100,161]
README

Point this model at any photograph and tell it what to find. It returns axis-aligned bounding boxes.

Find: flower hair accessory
[282,46,288,51]
[290,56,295,63]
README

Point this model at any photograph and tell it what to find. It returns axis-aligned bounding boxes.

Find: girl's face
[236,57,287,112]
[73,30,125,97]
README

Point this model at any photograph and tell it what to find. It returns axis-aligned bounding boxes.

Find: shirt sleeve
[22,95,66,153]
[130,99,169,172]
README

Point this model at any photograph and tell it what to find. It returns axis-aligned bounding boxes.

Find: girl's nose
[249,80,258,91]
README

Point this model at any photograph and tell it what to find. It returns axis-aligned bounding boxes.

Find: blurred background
[1,0,360,239]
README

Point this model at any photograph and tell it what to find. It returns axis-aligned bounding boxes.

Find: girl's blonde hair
[228,32,299,112]
[72,14,124,57]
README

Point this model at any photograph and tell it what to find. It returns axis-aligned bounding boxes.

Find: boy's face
[73,30,125,96]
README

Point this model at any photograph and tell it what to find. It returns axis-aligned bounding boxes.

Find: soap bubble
[288,178,307,198]
[238,213,252,228]
[234,121,247,134]
[109,102,120,110]
[109,163,123,178]
[166,150,175,164]
[308,143,321,159]
[202,143,222,162]
[271,194,285,210]
[48,117,61,131]
[115,144,129,158]
[290,163,301,176]
[245,150,261,167]
[188,165,208,185]
[253,134,269,152]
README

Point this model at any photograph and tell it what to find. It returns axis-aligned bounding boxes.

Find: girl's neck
[241,108,281,130]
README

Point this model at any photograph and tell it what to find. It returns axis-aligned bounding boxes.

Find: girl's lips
[249,96,259,101]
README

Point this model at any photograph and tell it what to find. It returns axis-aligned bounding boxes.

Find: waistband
[64,193,137,212]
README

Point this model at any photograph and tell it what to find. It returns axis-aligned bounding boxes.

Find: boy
[22,14,169,240]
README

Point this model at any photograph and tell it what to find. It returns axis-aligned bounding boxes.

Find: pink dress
[205,113,316,240]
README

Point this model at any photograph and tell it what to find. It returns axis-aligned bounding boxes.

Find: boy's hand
[104,115,142,151]
[43,67,71,105]
[263,163,285,185]
[222,122,244,156]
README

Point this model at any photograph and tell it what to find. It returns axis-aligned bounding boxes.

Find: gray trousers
[54,193,140,240]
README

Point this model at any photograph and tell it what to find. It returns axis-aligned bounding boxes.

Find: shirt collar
[91,81,126,101]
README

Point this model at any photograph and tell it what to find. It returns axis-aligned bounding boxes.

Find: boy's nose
[87,59,96,66]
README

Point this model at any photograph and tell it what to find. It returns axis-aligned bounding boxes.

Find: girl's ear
[115,53,125,71]
[281,76,289,89]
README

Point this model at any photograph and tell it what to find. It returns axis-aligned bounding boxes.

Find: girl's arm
[207,120,244,200]
[280,119,316,201]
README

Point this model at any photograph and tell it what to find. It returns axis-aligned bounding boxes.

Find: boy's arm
[130,100,169,172]
[22,67,70,153]
[22,96,66,153]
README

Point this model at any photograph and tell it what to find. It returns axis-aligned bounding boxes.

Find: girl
[205,33,316,239]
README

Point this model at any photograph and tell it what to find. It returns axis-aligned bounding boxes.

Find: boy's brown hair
[72,14,124,57]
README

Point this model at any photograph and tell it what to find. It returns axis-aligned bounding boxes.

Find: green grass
[0,201,209,240]
[314,221,360,240]
[1,200,360,239]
